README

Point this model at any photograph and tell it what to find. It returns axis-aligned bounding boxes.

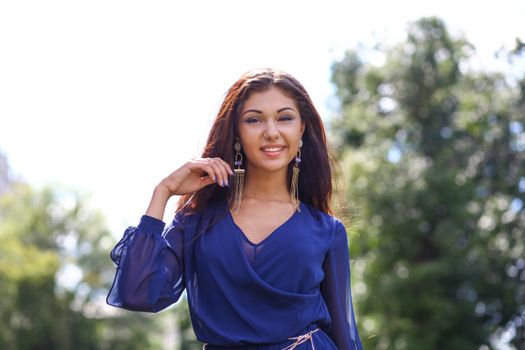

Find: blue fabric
[107,200,363,349]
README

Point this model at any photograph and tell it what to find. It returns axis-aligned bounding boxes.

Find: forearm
[145,184,171,220]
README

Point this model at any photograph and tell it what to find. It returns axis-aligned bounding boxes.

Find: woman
[107,68,364,350]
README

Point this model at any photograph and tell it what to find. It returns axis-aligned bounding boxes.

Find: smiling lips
[261,145,286,157]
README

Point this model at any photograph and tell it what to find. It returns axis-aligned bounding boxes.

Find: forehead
[240,86,298,112]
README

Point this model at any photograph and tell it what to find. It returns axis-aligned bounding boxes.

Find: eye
[246,117,261,124]
[279,115,295,122]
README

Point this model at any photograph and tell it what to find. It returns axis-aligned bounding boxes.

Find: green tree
[0,173,162,349]
[331,17,525,349]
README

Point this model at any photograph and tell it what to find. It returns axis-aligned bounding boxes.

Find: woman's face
[237,86,305,175]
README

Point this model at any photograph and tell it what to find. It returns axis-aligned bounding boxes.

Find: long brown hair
[176,68,336,216]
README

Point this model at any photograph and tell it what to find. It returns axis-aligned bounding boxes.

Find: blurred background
[1,1,524,349]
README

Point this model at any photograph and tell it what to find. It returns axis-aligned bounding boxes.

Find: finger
[199,164,219,184]
[208,161,228,187]
[188,160,217,179]
[199,175,216,188]
[192,158,231,187]
[217,158,234,176]
[211,158,231,187]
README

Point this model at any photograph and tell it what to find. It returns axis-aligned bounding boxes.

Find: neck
[242,166,291,203]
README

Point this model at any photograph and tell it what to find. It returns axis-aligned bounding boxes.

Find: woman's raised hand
[146,157,234,220]
[159,157,234,196]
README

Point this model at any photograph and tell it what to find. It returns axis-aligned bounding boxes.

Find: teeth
[263,147,283,152]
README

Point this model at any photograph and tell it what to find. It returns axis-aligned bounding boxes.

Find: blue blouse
[107,200,363,349]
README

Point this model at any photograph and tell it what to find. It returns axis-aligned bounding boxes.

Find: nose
[264,120,279,140]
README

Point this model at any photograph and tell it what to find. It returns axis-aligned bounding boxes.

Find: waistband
[203,323,320,350]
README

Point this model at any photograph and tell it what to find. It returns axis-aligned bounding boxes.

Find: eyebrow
[241,107,296,116]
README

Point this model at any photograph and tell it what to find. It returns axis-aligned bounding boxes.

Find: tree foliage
[0,177,162,349]
[331,17,525,349]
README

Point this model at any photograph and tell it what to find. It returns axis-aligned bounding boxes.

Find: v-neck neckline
[227,202,303,247]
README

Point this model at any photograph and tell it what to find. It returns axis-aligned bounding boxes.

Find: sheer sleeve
[320,220,364,350]
[106,213,185,312]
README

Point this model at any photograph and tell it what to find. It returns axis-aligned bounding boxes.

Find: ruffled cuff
[138,215,165,235]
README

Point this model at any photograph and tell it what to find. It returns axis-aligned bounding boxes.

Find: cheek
[283,124,304,141]
[239,127,255,141]
[238,130,260,155]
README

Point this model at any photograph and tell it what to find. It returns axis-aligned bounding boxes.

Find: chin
[249,160,291,174]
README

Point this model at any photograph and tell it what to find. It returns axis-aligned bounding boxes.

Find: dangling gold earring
[230,141,245,214]
[290,139,303,212]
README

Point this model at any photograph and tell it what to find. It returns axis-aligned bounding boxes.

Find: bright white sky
[1,0,524,234]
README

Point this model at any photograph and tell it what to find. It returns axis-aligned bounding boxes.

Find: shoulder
[301,202,346,236]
